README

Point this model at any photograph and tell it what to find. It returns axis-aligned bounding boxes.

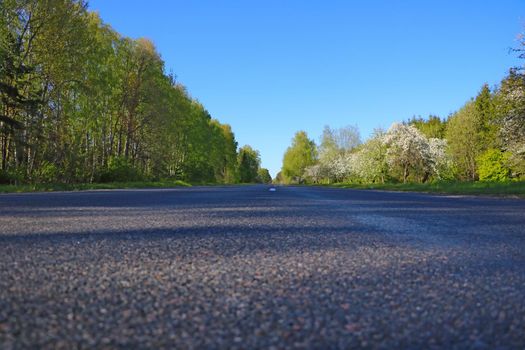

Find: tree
[445,101,481,180]
[474,84,498,150]
[281,131,317,183]
[317,125,361,182]
[330,125,361,152]
[0,0,90,179]
[257,168,272,183]
[352,129,388,183]
[383,123,432,183]
[303,164,324,184]
[0,1,245,185]
[238,145,260,183]
[495,71,525,178]
[476,149,511,182]
[274,171,284,184]
[218,124,240,183]
[408,115,447,139]
[428,138,454,180]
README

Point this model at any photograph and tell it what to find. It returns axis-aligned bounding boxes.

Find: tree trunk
[1,131,7,171]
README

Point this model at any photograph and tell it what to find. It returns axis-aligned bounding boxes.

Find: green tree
[445,101,481,180]
[238,145,260,183]
[408,115,447,139]
[257,168,272,183]
[281,131,317,183]
[274,171,284,184]
[476,149,511,182]
[0,0,90,180]
[216,123,239,183]
[474,84,498,150]
[495,71,525,178]
[0,1,245,185]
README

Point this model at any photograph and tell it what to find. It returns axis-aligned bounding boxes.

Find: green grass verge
[3,180,523,197]
[0,180,191,194]
[327,181,525,197]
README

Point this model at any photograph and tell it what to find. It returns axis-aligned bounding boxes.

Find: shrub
[35,161,59,183]
[97,157,141,182]
[0,169,21,184]
[476,149,511,182]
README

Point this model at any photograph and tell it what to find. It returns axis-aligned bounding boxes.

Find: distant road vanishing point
[0,185,524,349]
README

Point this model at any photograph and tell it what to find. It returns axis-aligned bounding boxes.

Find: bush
[476,149,512,182]
[35,161,59,183]
[0,169,22,184]
[97,157,142,183]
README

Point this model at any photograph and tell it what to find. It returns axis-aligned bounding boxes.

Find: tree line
[279,39,525,184]
[0,0,271,184]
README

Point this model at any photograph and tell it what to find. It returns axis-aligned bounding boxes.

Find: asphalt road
[0,185,524,349]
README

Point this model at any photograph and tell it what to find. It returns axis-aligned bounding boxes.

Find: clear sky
[88,0,524,177]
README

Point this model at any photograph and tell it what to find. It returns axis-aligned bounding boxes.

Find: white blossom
[383,123,432,182]
[304,123,451,184]
[303,164,324,183]
[428,138,453,179]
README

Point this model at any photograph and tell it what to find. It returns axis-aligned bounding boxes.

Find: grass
[327,180,525,198]
[0,179,191,194]
[2,179,524,198]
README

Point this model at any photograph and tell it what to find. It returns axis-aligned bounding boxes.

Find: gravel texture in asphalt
[0,185,524,349]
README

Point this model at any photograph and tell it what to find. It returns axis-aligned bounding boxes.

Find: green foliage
[35,162,59,184]
[257,168,272,184]
[282,131,317,183]
[238,145,261,183]
[446,78,522,181]
[476,149,511,182]
[408,115,447,139]
[0,179,191,194]
[274,171,284,184]
[474,84,499,150]
[319,125,361,156]
[445,101,480,180]
[0,169,22,185]
[97,157,141,183]
[331,181,525,197]
[0,1,245,186]
[495,72,525,178]
[280,34,525,188]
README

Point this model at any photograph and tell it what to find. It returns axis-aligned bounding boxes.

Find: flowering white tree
[332,154,353,182]
[303,123,451,184]
[428,138,453,180]
[383,123,433,183]
[317,125,361,182]
[303,164,324,183]
[317,153,338,183]
[497,73,525,176]
[352,130,388,183]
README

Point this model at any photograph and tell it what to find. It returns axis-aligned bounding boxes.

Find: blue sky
[88,0,524,177]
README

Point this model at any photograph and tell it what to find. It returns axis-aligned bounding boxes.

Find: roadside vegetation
[278,34,525,197]
[2,1,524,197]
[0,179,191,194]
[330,181,525,198]
[0,1,271,190]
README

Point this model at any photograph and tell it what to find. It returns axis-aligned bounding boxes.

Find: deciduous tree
[281,131,317,183]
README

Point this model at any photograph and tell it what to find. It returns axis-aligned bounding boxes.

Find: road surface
[0,185,524,349]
